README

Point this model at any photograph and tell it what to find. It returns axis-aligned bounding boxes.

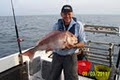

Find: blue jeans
[47,53,78,80]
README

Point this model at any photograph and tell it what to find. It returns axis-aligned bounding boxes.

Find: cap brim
[62,9,72,13]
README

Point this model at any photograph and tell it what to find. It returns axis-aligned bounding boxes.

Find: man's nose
[65,14,69,17]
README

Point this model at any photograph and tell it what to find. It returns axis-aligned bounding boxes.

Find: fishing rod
[11,0,23,64]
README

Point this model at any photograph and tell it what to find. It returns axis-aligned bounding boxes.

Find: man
[47,5,86,80]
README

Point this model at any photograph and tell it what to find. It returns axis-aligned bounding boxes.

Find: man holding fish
[23,4,86,80]
[47,5,86,80]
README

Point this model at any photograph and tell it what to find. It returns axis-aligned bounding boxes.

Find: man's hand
[65,43,77,49]
[65,42,84,49]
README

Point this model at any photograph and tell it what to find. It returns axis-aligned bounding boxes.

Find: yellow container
[94,65,111,80]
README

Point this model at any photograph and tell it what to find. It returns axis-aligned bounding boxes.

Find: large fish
[22,30,78,59]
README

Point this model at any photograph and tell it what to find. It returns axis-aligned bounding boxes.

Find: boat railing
[84,40,114,67]
[81,24,120,79]
[84,24,120,36]
[82,41,120,80]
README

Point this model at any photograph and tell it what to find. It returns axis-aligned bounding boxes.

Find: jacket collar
[66,19,76,30]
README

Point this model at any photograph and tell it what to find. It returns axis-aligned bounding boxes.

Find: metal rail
[87,56,110,63]
[84,24,120,36]
[84,41,114,67]
[81,24,120,79]
[86,54,108,60]
[84,51,109,56]
[85,46,108,51]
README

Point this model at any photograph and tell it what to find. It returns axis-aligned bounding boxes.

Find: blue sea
[0,14,120,60]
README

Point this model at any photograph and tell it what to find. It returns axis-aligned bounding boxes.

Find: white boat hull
[0,50,94,80]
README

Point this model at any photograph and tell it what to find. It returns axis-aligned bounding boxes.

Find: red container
[77,60,91,75]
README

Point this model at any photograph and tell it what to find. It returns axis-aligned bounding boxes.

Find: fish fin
[22,48,35,60]
[45,50,49,53]
[45,50,51,53]
[45,48,52,53]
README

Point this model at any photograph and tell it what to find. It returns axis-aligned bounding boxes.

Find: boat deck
[29,51,95,80]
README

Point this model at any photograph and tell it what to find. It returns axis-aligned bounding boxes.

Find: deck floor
[31,70,94,80]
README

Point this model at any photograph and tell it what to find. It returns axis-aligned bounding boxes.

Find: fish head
[66,31,78,45]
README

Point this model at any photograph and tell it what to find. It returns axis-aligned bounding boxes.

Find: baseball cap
[61,5,73,13]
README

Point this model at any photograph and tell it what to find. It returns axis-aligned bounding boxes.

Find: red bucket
[77,60,91,75]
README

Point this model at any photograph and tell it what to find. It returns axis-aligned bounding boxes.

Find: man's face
[61,12,73,25]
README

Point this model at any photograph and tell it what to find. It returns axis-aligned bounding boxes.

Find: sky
[0,0,120,16]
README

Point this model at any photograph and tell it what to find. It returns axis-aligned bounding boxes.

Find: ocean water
[0,15,120,59]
